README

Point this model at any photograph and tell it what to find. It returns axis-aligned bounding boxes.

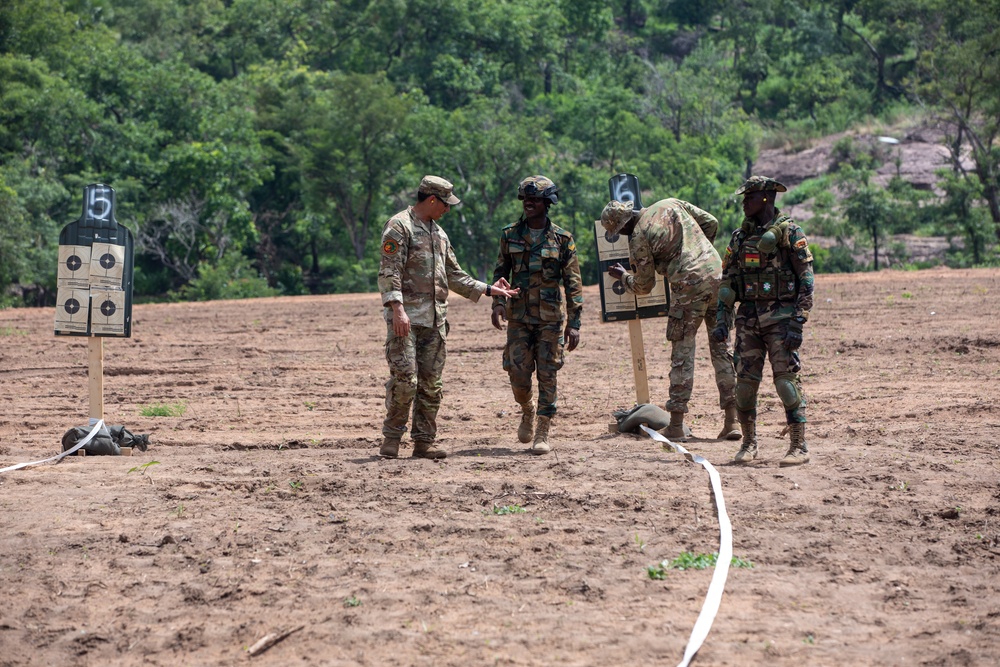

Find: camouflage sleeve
[445,243,485,302]
[682,200,719,244]
[716,230,742,326]
[491,232,512,308]
[561,235,584,330]
[377,219,408,306]
[788,224,815,320]
[623,227,656,296]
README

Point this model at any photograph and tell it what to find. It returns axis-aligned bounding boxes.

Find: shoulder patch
[793,238,808,250]
[382,238,399,255]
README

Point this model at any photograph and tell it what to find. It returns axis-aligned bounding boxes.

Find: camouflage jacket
[719,210,815,327]
[377,207,485,332]
[491,217,584,330]
[623,198,722,295]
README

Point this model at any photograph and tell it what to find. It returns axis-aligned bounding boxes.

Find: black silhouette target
[100,300,117,317]
[64,298,81,315]
[99,253,117,270]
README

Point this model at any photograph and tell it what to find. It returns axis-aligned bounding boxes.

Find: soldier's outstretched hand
[490,278,519,299]
[607,263,628,280]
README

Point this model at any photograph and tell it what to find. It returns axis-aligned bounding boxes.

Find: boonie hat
[600,200,634,235]
[419,175,461,206]
[735,175,787,196]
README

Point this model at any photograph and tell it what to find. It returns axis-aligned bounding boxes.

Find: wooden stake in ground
[247,625,305,657]
[88,337,104,423]
[628,319,650,404]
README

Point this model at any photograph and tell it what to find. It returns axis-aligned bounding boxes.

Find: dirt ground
[1,267,999,667]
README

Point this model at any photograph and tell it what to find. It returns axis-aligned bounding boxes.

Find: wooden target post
[55,184,134,440]
[597,174,668,406]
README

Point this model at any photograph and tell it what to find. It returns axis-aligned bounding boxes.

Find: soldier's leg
[504,322,537,441]
[382,322,418,456]
[410,325,447,455]
[733,310,766,462]
[531,323,565,454]
[764,321,809,466]
[704,297,740,440]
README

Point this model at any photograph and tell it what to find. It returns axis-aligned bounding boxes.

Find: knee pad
[735,380,759,412]
[774,373,802,410]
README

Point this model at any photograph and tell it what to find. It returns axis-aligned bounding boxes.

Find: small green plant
[289,480,304,491]
[172,504,186,518]
[647,552,755,579]
[491,504,526,515]
[634,533,646,551]
[127,460,161,475]
[0,326,28,336]
[804,634,815,645]
[344,596,362,608]
[892,480,910,491]
[139,403,187,417]
[304,401,316,411]
[902,291,913,299]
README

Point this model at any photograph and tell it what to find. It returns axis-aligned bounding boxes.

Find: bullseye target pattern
[54,288,91,333]
[88,242,125,288]
[90,289,126,335]
[57,245,93,288]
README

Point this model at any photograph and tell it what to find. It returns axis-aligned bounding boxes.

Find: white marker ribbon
[640,424,733,667]
[0,420,105,474]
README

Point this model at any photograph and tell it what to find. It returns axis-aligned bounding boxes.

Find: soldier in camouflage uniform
[378,175,519,460]
[491,176,584,455]
[711,176,815,466]
[601,198,740,442]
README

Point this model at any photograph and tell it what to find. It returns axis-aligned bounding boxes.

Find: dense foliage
[1,0,998,305]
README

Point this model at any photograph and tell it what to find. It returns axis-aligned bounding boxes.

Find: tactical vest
[737,232,798,302]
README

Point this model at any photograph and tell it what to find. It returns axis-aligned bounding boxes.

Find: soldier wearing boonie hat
[491,175,584,456]
[712,175,815,467]
[376,175,518,460]
[602,195,740,442]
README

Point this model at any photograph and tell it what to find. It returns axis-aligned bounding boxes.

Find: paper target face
[636,276,669,309]
[89,242,125,288]
[57,245,93,288]
[90,288,126,335]
[594,221,631,262]
[601,272,636,314]
[54,288,91,333]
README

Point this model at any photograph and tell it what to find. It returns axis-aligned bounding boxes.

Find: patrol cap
[419,175,461,205]
[735,175,787,196]
[600,199,634,235]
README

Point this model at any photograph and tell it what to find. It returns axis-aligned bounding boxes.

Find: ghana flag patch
[382,239,399,255]
[744,251,761,268]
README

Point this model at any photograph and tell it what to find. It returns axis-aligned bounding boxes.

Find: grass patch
[0,326,28,336]
[139,403,187,417]
[647,552,755,579]
[490,504,526,515]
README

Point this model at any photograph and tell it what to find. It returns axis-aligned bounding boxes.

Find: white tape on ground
[0,420,105,474]
[640,424,733,667]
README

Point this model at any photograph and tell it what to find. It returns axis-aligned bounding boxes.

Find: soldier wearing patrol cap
[491,175,584,455]
[377,175,519,460]
[712,176,815,466]
[601,197,740,442]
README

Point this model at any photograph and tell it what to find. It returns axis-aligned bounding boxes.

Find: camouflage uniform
[492,218,584,418]
[378,206,487,445]
[718,185,815,430]
[620,198,737,413]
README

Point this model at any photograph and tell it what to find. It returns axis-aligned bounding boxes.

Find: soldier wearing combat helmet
[712,176,815,466]
[491,175,584,455]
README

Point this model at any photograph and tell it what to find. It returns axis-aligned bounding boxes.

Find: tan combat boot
[379,437,400,459]
[733,419,757,463]
[717,406,742,440]
[779,423,810,467]
[517,402,536,444]
[412,441,447,460]
[662,411,692,441]
[530,415,551,455]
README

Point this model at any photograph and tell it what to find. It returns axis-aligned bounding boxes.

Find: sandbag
[612,404,672,434]
[61,424,150,456]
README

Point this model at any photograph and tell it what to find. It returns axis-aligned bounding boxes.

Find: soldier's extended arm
[562,237,584,333]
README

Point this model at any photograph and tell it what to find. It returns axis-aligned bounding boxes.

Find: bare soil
[1,267,999,667]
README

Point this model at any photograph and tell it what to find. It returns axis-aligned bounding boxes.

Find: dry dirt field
[1,267,999,667]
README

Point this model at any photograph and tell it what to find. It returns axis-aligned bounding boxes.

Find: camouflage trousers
[664,280,737,413]
[734,308,806,424]
[382,322,447,443]
[503,321,565,418]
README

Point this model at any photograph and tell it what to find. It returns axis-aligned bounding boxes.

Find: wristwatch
[486,284,492,297]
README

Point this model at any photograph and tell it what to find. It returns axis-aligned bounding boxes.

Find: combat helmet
[517,175,559,204]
